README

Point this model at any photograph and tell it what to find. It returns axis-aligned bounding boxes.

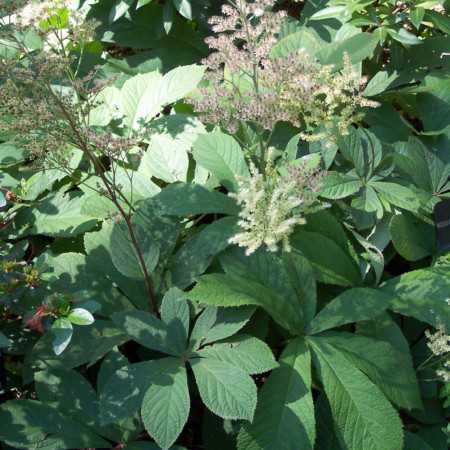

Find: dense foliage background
[0,0,449,449]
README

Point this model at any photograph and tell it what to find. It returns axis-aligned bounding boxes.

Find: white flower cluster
[228,148,313,255]
[16,0,69,27]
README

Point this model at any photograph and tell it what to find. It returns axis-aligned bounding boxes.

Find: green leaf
[161,288,190,355]
[425,10,450,35]
[0,142,29,167]
[144,134,189,182]
[0,400,110,449]
[306,288,392,335]
[196,334,278,375]
[189,305,255,351]
[136,0,153,9]
[193,216,240,257]
[319,332,422,410]
[151,183,239,216]
[141,360,190,449]
[310,6,348,20]
[97,347,129,394]
[380,267,450,329]
[271,29,321,59]
[84,222,149,311]
[110,220,160,280]
[0,332,12,348]
[290,232,361,287]
[100,358,175,425]
[15,191,97,237]
[163,0,174,34]
[389,212,437,261]
[121,65,205,134]
[189,274,303,334]
[190,358,257,421]
[315,392,341,450]
[282,249,317,325]
[404,430,434,450]
[351,185,383,230]
[112,311,172,355]
[109,0,134,23]
[67,308,95,326]
[220,246,299,310]
[308,337,404,450]
[168,234,214,290]
[409,7,425,30]
[173,0,192,20]
[237,338,315,449]
[370,181,419,211]
[319,172,362,199]
[35,368,99,426]
[386,27,422,45]
[51,317,73,356]
[193,132,250,192]
[316,33,378,70]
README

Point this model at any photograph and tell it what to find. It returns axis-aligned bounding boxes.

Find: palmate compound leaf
[306,288,393,335]
[237,337,315,449]
[308,337,403,450]
[141,359,190,450]
[195,334,278,375]
[190,358,257,422]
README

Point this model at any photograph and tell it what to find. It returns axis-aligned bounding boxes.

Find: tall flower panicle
[187,0,378,142]
[228,148,327,255]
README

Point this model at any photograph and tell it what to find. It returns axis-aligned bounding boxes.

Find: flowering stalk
[188,0,379,177]
[0,1,159,314]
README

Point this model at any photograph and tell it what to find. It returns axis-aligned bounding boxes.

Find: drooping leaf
[370,180,420,211]
[308,337,404,450]
[237,338,315,449]
[112,311,172,355]
[196,334,278,375]
[306,288,392,335]
[190,358,257,421]
[141,360,190,449]
[100,358,176,425]
[193,132,250,192]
